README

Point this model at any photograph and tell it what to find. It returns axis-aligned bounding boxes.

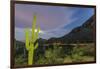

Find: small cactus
[25,15,40,65]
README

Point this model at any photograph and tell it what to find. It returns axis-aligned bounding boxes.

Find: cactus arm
[34,27,40,49]
[36,27,40,36]
[35,27,40,39]
[34,43,38,49]
[25,28,30,50]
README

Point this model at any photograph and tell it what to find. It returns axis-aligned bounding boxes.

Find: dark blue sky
[15,4,94,41]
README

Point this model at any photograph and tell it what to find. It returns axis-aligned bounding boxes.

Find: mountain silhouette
[46,15,96,43]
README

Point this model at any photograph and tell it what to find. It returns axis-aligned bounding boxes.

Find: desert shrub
[70,43,95,62]
[15,55,27,65]
[34,46,45,63]
[63,45,74,55]
[35,56,47,64]
[70,46,83,62]
[36,44,64,64]
[45,45,63,64]
[82,44,95,56]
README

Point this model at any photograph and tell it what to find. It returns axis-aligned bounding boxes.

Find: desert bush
[15,55,27,65]
[70,43,95,62]
[36,44,64,64]
[45,45,63,64]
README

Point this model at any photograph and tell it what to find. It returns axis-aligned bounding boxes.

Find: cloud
[15,28,25,41]
[39,28,71,39]
[15,27,49,41]
[15,4,79,30]
[15,26,71,41]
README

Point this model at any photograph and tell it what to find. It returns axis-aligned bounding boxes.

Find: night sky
[15,4,94,41]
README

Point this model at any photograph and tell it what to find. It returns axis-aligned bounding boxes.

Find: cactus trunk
[28,48,34,64]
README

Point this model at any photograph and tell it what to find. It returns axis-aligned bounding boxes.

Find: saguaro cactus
[25,15,40,65]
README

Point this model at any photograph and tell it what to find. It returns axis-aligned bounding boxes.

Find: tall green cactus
[25,15,40,65]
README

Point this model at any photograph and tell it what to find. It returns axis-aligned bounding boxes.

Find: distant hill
[15,40,26,56]
[46,15,96,43]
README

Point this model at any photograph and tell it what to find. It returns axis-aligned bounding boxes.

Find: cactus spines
[25,15,40,65]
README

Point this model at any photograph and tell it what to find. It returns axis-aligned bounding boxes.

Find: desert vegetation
[14,15,96,66]
[14,42,95,66]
